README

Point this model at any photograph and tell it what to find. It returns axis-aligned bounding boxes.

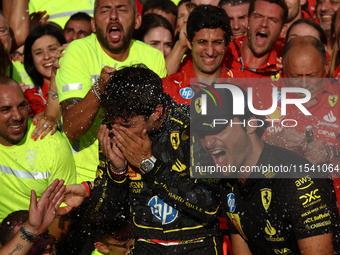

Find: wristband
[20,224,39,243]
[47,88,58,100]
[81,181,91,199]
[86,181,93,190]
[110,160,128,176]
[91,82,101,102]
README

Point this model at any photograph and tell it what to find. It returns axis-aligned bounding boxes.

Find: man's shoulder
[63,34,98,56]
[25,122,70,150]
[166,98,190,125]
[262,143,311,166]
[129,40,165,62]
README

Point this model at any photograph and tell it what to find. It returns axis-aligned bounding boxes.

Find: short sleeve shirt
[0,119,76,221]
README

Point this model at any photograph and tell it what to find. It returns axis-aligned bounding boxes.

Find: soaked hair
[248,0,288,27]
[0,210,28,246]
[187,5,231,45]
[100,64,167,122]
[282,36,327,68]
[218,0,251,7]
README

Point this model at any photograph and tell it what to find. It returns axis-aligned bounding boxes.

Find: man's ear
[280,24,288,38]
[300,0,307,6]
[151,104,163,122]
[91,17,96,33]
[135,13,142,29]
[94,242,109,254]
[246,116,258,135]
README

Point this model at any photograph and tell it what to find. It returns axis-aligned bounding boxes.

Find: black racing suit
[87,96,222,254]
[221,144,340,254]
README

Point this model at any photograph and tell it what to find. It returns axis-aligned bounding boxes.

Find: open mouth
[108,24,122,43]
[210,148,227,167]
[256,31,268,45]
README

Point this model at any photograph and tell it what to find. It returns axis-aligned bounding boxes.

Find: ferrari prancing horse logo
[170,131,180,150]
[261,188,272,211]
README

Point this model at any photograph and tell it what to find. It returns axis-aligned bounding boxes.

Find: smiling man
[0,77,75,240]
[316,0,340,54]
[163,5,232,105]
[219,0,250,40]
[225,0,287,78]
[56,0,167,183]
[191,85,340,255]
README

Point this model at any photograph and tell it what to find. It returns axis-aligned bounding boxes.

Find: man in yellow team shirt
[0,77,76,242]
[56,0,167,183]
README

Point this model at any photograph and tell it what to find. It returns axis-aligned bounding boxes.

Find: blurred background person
[63,12,92,43]
[142,0,178,30]
[219,0,250,40]
[135,13,174,58]
[23,24,66,118]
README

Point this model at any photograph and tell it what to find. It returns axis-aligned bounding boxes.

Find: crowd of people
[0,0,340,254]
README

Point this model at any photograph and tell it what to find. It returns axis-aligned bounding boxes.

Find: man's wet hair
[218,0,251,7]
[64,12,92,29]
[286,19,327,45]
[282,36,327,68]
[248,0,288,27]
[0,210,28,246]
[142,0,178,18]
[187,5,231,45]
[100,64,167,122]
[94,0,137,14]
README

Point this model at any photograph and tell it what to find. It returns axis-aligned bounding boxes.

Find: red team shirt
[224,36,282,79]
[24,81,48,118]
[255,79,340,210]
[162,58,231,105]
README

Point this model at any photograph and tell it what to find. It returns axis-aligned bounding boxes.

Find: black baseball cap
[191,83,250,132]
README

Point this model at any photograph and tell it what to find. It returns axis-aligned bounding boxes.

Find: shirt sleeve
[56,41,92,102]
[48,132,76,185]
[142,132,221,224]
[282,177,339,240]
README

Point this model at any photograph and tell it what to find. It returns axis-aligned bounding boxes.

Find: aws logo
[295,175,314,190]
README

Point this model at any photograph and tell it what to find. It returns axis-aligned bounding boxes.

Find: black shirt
[221,143,340,254]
